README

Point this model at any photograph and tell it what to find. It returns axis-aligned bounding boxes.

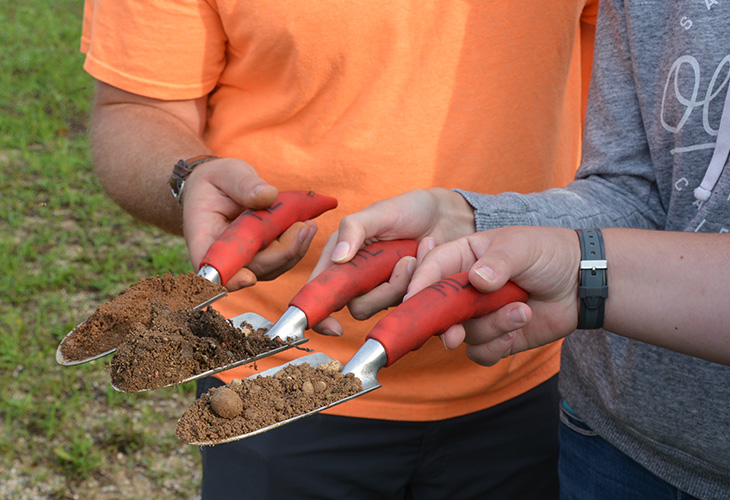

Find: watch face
[170,156,218,203]
[170,159,192,201]
[169,176,184,200]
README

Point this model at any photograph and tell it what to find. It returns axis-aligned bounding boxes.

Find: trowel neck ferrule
[197,264,222,285]
[342,338,387,382]
[267,306,309,342]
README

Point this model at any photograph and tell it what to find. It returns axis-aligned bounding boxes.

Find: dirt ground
[1,367,203,500]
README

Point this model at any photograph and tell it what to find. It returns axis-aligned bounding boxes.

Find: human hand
[309,188,475,335]
[405,226,581,366]
[182,158,319,291]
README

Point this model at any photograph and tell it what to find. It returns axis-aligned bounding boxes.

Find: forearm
[603,228,730,364]
[89,82,209,235]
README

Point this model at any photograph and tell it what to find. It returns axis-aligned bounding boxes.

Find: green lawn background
[1,2,202,498]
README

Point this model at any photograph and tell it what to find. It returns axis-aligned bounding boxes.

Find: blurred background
[1,2,203,498]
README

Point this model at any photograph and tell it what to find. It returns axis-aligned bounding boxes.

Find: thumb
[470,262,504,292]
[208,161,277,210]
[467,253,514,295]
[466,226,580,303]
[462,227,542,294]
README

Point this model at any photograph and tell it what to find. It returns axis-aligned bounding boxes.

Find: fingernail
[331,242,350,263]
[427,238,436,251]
[440,334,448,349]
[299,226,313,242]
[473,264,496,283]
[508,306,527,325]
[322,328,342,337]
[406,257,416,277]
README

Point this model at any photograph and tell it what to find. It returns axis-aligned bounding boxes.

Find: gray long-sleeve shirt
[457,1,730,498]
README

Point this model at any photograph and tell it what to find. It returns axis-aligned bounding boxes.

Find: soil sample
[60,272,225,362]
[110,305,287,392]
[176,361,363,445]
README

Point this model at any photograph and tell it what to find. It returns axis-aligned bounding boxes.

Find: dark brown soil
[59,272,225,362]
[110,305,287,392]
[176,361,363,445]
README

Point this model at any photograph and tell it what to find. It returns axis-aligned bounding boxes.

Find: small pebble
[209,387,243,419]
[319,360,343,374]
[244,408,261,421]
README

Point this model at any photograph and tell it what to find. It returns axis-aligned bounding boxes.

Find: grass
[1,2,203,498]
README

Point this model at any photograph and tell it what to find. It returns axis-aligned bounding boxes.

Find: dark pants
[196,375,560,500]
[558,402,701,500]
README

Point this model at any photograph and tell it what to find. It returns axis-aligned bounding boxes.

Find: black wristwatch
[169,155,220,204]
[576,228,608,330]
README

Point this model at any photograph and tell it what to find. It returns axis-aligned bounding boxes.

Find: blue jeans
[558,402,701,500]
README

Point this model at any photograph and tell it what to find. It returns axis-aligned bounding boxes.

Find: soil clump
[60,272,225,362]
[110,305,287,392]
[176,361,362,445]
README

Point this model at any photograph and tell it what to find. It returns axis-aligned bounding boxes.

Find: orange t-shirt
[82,0,598,421]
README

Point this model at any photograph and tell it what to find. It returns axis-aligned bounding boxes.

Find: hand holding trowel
[178,271,528,445]
[56,190,337,366]
[113,239,420,392]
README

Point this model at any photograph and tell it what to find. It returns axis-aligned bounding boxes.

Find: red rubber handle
[367,272,528,366]
[289,240,419,327]
[199,190,338,285]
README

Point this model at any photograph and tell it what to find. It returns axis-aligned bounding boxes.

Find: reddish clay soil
[60,272,225,362]
[110,305,287,392]
[176,361,362,445]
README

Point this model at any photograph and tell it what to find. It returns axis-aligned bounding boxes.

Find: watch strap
[169,155,220,203]
[576,228,608,330]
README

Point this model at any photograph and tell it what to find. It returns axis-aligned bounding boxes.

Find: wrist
[169,154,221,204]
[430,188,476,238]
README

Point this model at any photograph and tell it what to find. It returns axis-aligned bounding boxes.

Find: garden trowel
[114,239,419,392]
[181,272,528,445]
[56,190,338,366]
